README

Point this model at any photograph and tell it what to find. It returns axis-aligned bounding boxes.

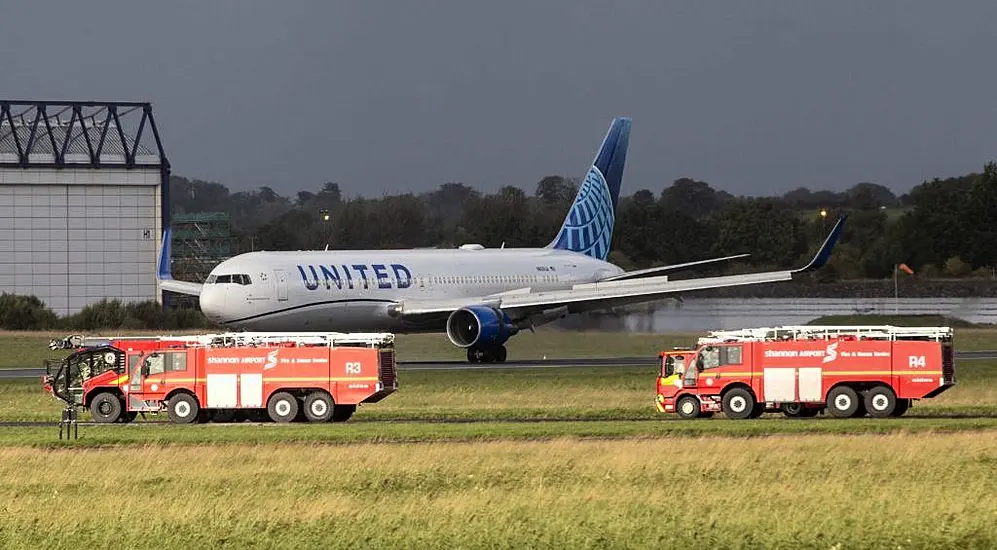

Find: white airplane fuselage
[198,247,624,332]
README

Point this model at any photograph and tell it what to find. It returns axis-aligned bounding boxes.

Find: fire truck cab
[655,325,955,419]
[44,331,398,424]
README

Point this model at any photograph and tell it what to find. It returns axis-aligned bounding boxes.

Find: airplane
[158,117,846,363]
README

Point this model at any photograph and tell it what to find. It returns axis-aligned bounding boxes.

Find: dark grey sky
[2,1,994,198]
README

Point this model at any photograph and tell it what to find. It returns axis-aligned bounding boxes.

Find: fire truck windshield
[663,355,685,377]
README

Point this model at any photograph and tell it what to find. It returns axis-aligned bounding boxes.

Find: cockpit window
[208,274,251,285]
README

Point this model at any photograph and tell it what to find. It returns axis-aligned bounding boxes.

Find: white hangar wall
[0,168,162,315]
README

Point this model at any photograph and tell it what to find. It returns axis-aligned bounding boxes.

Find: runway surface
[3,350,996,379]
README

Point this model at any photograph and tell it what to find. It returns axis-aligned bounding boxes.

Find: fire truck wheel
[303,392,334,422]
[826,386,861,418]
[891,398,911,417]
[267,392,299,423]
[89,392,122,423]
[119,411,138,424]
[167,393,200,424]
[722,388,756,420]
[864,385,897,418]
[676,395,701,419]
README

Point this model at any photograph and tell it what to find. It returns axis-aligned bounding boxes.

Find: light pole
[319,209,330,249]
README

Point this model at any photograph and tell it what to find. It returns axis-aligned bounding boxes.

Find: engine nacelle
[446,306,519,348]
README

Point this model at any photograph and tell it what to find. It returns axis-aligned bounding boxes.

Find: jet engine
[445,306,519,348]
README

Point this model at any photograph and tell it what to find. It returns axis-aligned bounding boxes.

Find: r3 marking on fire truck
[656,325,955,420]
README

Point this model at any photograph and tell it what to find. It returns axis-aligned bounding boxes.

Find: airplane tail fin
[157,227,173,281]
[548,117,631,261]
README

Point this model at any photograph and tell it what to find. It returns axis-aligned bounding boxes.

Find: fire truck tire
[167,393,200,424]
[119,411,138,423]
[303,391,334,422]
[331,404,356,422]
[864,385,897,418]
[267,392,299,423]
[89,392,122,423]
[891,398,911,417]
[722,388,756,420]
[826,386,861,418]
[676,395,701,419]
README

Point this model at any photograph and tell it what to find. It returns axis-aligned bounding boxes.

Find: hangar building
[0,100,170,315]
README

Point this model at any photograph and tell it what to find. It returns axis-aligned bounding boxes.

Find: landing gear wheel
[267,391,299,423]
[467,347,484,363]
[864,385,897,418]
[827,386,860,418]
[676,395,701,419]
[89,392,122,424]
[167,393,200,424]
[891,398,911,417]
[304,391,334,422]
[782,403,805,417]
[495,345,507,363]
[331,404,356,422]
[722,388,756,420]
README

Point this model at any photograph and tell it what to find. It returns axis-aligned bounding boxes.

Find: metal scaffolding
[170,212,233,284]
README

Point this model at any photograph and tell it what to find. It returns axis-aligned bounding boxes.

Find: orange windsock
[899,263,914,275]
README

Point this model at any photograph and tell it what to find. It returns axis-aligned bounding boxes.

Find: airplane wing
[389,216,845,325]
[598,253,750,282]
[156,228,204,297]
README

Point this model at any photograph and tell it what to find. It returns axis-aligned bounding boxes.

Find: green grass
[809,313,987,328]
[2,433,997,548]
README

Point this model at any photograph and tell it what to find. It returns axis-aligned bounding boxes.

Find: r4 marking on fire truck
[909,355,926,368]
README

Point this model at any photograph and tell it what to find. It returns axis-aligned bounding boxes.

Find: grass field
[1,433,996,549]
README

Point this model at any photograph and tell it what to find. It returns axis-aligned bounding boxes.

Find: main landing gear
[466,345,508,363]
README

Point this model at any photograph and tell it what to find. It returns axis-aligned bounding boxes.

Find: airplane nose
[199,287,227,323]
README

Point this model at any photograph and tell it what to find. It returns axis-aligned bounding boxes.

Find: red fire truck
[655,325,955,419]
[43,331,398,424]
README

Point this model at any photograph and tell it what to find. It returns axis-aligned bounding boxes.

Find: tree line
[168,161,997,281]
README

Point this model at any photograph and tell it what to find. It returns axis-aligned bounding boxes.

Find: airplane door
[275,269,288,301]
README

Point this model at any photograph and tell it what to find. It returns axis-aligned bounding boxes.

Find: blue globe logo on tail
[549,117,631,261]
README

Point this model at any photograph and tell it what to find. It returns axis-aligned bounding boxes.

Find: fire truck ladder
[48,331,395,350]
[698,325,953,344]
